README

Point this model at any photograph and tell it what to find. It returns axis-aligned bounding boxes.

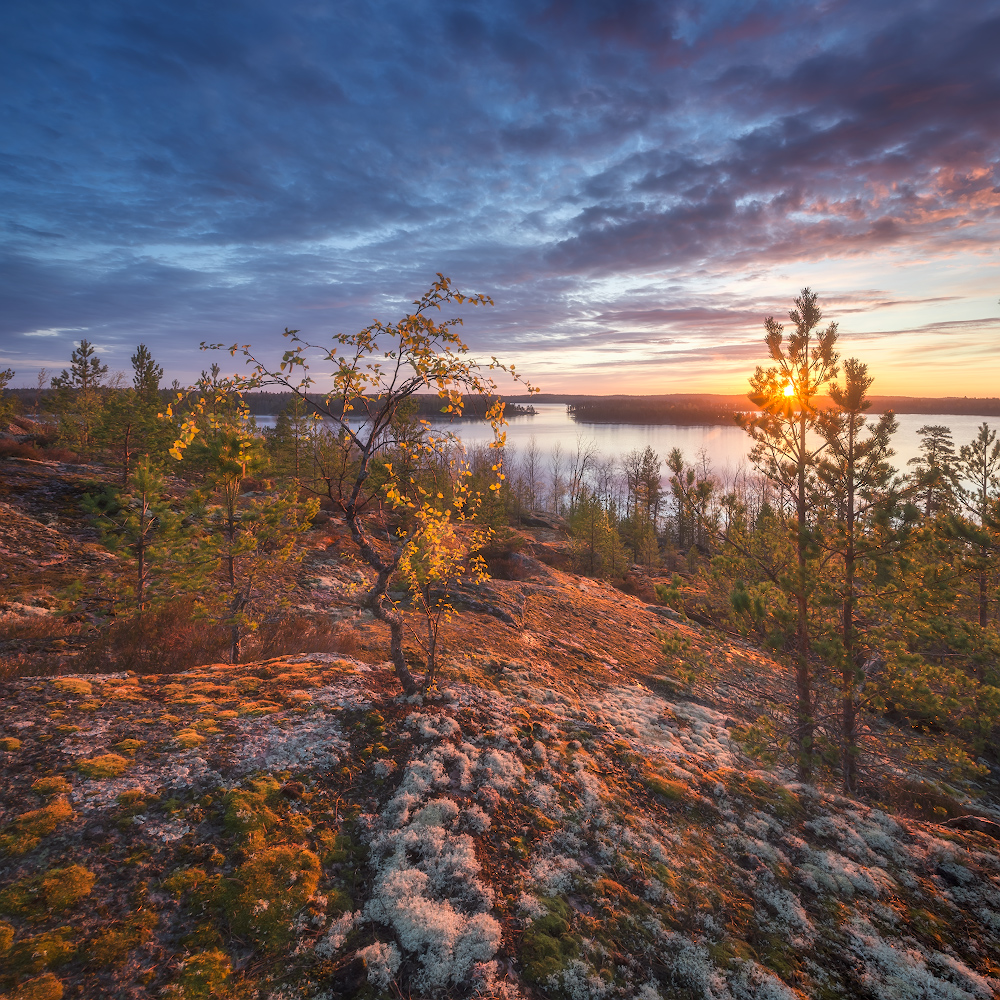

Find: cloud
[0,0,997,389]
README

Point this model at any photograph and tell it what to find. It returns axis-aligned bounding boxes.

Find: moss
[0,797,73,856]
[1,866,95,919]
[76,701,99,712]
[225,845,321,952]
[238,701,281,717]
[163,867,221,911]
[42,866,95,911]
[165,949,232,999]
[175,729,206,749]
[103,684,146,701]
[643,774,688,802]
[6,928,76,977]
[53,726,79,736]
[520,901,579,985]
[111,739,145,756]
[0,738,22,752]
[87,910,158,967]
[52,678,92,697]
[3,974,65,1000]
[223,778,283,842]
[0,920,13,953]
[77,754,129,779]
[326,888,354,915]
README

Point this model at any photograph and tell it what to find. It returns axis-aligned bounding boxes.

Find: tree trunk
[795,409,813,783]
[347,508,418,695]
[842,418,858,793]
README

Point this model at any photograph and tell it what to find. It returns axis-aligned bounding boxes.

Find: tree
[738,288,839,780]
[394,502,490,691]
[51,339,109,459]
[51,339,108,392]
[82,458,181,614]
[953,423,1000,630]
[131,343,164,400]
[170,275,535,693]
[0,368,16,428]
[817,358,899,791]
[908,425,959,518]
[183,425,318,664]
[98,343,171,483]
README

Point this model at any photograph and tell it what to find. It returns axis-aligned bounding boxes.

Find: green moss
[326,888,354,915]
[6,928,76,977]
[87,911,158,967]
[77,754,129,779]
[175,729,206,749]
[0,798,73,856]
[643,774,688,802]
[42,866,96,911]
[1,865,95,919]
[0,738,22,752]
[165,949,232,999]
[222,777,283,843]
[225,845,321,952]
[111,739,145,756]
[3,973,65,1000]
[163,867,221,914]
[52,678,92,697]
[30,778,71,797]
[520,899,579,984]
[746,776,802,820]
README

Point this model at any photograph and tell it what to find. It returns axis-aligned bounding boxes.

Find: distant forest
[530,393,1000,425]
[10,387,1000,424]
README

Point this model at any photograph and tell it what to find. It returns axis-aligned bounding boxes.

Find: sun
[783,382,796,397]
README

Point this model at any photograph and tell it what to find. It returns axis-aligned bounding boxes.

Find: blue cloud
[1,0,998,389]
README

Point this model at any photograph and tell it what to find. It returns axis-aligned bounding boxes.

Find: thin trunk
[979,556,988,629]
[122,422,132,487]
[795,408,813,782]
[842,418,858,793]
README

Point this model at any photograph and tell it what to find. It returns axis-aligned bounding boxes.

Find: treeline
[558,393,1000,424]
[567,395,748,424]
[234,391,535,419]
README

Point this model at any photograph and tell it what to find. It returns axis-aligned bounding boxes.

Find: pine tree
[184,427,317,664]
[0,368,16,428]
[817,358,900,790]
[82,458,182,613]
[98,344,170,482]
[51,339,108,391]
[953,423,1000,631]
[739,288,839,781]
[50,341,109,460]
[908,425,960,518]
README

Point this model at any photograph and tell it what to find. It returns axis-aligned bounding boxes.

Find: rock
[944,814,1000,840]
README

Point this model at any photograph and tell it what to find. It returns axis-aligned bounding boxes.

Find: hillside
[1,459,1000,1000]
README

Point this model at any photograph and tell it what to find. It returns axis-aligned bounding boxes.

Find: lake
[257,403,997,480]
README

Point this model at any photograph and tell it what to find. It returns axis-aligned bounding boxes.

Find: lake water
[257,403,997,480]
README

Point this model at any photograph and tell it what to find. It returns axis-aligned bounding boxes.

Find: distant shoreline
[11,388,1000,424]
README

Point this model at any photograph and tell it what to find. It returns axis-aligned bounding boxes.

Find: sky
[2,0,999,396]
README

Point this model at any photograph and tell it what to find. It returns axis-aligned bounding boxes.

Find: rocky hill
[1,458,1000,1000]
